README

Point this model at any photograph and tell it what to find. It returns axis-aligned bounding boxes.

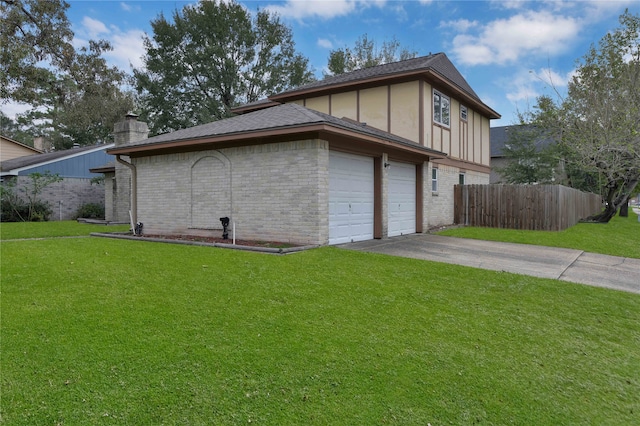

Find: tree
[562,10,640,222]
[48,40,135,148]
[325,34,417,77]
[0,110,33,145]
[1,0,134,149]
[134,0,314,136]
[495,124,557,184]
[530,11,639,222]
[0,0,74,104]
[0,171,62,221]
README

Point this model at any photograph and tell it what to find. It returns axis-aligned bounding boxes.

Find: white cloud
[490,0,526,9]
[450,11,581,66]
[1,101,32,121]
[266,0,386,20]
[120,2,132,12]
[317,38,333,49]
[82,16,110,39]
[74,17,146,71]
[531,67,575,89]
[439,18,479,33]
[103,29,147,71]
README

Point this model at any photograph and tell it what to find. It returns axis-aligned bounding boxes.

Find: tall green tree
[560,10,639,222]
[134,0,314,136]
[0,0,74,104]
[1,0,134,149]
[0,110,33,145]
[325,34,417,77]
[525,11,639,222]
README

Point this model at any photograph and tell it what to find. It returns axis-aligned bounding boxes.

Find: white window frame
[431,168,438,192]
[460,105,468,121]
[459,173,466,185]
[433,89,450,127]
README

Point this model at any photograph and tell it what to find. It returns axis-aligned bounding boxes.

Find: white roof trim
[0,143,114,176]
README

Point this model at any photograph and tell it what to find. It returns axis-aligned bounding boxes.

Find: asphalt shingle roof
[490,125,557,157]
[275,53,481,102]
[122,103,443,155]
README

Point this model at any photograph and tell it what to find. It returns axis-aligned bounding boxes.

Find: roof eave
[89,166,116,173]
[230,100,281,115]
[107,122,445,160]
[426,70,501,120]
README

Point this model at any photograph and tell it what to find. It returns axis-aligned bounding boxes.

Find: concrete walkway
[339,234,640,294]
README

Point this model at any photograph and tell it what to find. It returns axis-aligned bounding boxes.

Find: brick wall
[423,162,489,229]
[11,176,105,221]
[133,139,329,245]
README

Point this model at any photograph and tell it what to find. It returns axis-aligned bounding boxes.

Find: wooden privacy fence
[454,184,603,231]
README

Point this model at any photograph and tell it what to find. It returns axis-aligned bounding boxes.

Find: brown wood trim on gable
[419,80,425,146]
[387,85,392,134]
[271,70,500,120]
[431,156,491,174]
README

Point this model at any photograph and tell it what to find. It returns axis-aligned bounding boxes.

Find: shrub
[0,172,60,222]
[75,203,105,219]
[0,199,52,222]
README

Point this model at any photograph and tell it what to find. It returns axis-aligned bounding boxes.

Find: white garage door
[388,161,416,237]
[329,151,374,245]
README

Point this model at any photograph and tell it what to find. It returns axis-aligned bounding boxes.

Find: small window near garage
[460,105,468,121]
[433,90,450,127]
[459,173,466,185]
[432,168,438,192]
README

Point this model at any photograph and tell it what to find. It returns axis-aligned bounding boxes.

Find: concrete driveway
[339,234,640,294]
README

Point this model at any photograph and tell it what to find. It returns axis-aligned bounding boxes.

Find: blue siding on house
[18,149,113,178]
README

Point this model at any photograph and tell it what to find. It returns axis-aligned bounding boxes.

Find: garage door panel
[388,161,416,237]
[329,152,374,245]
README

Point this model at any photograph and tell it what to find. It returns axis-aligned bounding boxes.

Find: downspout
[116,155,137,231]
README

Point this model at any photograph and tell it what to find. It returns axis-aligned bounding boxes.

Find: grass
[1,226,639,424]
[0,220,130,240]
[438,210,640,259]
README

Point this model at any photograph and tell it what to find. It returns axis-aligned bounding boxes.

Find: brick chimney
[111,113,148,223]
[33,136,51,152]
[113,112,149,146]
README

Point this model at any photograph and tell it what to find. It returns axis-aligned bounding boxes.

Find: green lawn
[2,229,639,424]
[0,220,130,240]
[438,211,640,259]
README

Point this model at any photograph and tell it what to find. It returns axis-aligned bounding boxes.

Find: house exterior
[0,135,42,162]
[0,144,113,220]
[108,53,500,245]
[490,125,563,184]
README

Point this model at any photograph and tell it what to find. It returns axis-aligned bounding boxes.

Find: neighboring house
[490,125,562,184]
[0,144,113,220]
[108,53,500,245]
[0,135,42,162]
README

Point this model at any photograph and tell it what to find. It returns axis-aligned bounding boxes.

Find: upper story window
[460,105,468,121]
[433,90,450,127]
[459,173,466,185]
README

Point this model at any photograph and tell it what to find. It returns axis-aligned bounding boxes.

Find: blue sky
[7,0,639,126]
